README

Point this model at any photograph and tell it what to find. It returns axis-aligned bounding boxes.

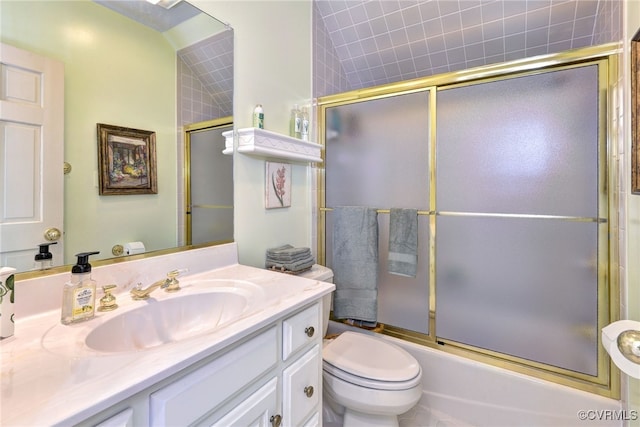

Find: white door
[0,43,64,271]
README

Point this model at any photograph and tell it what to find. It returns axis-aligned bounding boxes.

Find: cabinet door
[282,345,320,427]
[283,303,320,360]
[302,412,319,427]
[93,408,134,427]
[210,378,278,427]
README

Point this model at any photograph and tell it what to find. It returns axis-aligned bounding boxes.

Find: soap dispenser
[34,242,57,270]
[61,251,100,325]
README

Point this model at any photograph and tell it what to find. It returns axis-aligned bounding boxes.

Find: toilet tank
[298,264,334,337]
[299,264,334,283]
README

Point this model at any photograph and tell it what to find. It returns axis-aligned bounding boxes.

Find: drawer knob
[304,326,315,337]
[304,385,314,398]
[270,414,282,427]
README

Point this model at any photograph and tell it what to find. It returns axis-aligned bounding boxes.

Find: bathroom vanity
[0,243,334,426]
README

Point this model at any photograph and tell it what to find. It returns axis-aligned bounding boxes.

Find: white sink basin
[71,279,264,353]
[39,279,269,356]
[85,289,250,352]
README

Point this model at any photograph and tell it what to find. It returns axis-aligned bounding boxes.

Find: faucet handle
[98,285,118,312]
[167,269,185,279]
[165,269,187,293]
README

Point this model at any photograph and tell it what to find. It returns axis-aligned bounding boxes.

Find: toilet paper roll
[124,241,146,255]
[602,320,640,379]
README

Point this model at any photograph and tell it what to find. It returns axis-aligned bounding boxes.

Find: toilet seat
[323,361,422,390]
[323,331,422,390]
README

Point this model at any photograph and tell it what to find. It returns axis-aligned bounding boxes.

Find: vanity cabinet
[80,301,322,427]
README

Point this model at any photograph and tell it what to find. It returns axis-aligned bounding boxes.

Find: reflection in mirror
[0,0,233,273]
[185,118,233,246]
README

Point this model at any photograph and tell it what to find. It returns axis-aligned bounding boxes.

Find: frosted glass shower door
[188,124,233,245]
[325,91,431,333]
[435,65,602,376]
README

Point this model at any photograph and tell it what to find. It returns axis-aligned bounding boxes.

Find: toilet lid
[323,331,421,383]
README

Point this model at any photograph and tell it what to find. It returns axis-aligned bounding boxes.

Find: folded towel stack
[266,244,315,274]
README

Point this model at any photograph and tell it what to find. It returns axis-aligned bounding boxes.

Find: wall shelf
[222,128,323,163]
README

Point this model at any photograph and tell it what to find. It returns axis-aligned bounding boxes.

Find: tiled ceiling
[315,0,618,90]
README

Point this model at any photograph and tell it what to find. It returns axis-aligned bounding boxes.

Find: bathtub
[326,321,624,427]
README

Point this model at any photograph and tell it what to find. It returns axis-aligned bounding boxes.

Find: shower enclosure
[318,44,619,397]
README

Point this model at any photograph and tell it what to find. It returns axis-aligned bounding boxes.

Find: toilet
[299,265,423,427]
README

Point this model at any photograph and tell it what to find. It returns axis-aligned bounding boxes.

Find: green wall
[1,0,178,262]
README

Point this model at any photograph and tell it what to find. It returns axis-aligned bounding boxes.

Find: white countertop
[1,262,334,426]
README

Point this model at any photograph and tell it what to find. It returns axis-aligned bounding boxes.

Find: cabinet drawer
[282,345,320,427]
[149,327,278,426]
[210,377,277,427]
[282,303,320,360]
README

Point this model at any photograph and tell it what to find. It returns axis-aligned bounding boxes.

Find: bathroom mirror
[0,0,233,273]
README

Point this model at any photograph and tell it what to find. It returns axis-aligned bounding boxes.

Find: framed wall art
[97,123,157,195]
[632,34,640,194]
[266,161,291,208]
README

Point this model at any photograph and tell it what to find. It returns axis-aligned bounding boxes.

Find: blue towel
[388,208,418,277]
[332,206,378,323]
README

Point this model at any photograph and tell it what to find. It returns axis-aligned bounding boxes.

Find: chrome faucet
[130,269,185,300]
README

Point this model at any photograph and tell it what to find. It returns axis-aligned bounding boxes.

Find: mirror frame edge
[14,240,233,282]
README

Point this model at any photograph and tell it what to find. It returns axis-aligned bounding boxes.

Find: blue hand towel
[388,208,418,277]
[332,206,378,323]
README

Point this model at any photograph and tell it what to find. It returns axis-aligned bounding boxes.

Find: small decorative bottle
[300,106,310,141]
[61,251,100,325]
[253,104,264,129]
[290,104,302,138]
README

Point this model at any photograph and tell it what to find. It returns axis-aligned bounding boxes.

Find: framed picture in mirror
[633,36,640,194]
[97,123,158,195]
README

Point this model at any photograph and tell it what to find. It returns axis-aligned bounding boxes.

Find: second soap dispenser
[61,251,100,325]
[34,241,57,270]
